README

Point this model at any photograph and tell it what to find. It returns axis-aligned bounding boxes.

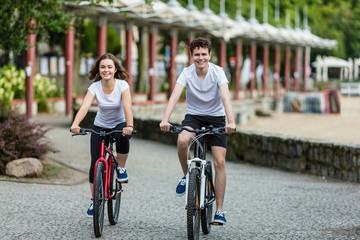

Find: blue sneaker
[213,211,226,225]
[117,167,128,183]
[176,177,186,196]
[86,202,93,218]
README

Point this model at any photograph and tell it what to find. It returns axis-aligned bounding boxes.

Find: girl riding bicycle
[159,37,236,225]
[70,53,134,218]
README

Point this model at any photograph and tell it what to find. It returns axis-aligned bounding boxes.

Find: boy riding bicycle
[159,37,236,225]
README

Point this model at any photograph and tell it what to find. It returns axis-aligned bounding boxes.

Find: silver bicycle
[167,125,226,240]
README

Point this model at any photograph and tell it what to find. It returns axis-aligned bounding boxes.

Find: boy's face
[192,47,211,69]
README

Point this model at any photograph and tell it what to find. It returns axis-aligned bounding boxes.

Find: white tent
[312,56,353,82]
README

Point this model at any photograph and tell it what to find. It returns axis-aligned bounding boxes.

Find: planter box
[11,99,38,116]
[46,97,65,114]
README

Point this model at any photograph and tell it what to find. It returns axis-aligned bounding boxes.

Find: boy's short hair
[190,37,212,55]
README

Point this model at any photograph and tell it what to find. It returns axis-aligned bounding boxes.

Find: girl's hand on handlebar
[225,123,236,134]
[159,121,171,132]
[122,126,133,136]
[70,125,81,134]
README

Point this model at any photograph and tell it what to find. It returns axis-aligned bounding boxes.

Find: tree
[0,0,73,59]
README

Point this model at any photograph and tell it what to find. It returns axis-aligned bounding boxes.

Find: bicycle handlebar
[166,125,227,135]
[70,128,137,137]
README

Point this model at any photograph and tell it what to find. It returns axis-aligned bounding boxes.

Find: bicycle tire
[93,161,105,238]
[108,163,121,225]
[187,168,201,240]
[201,162,214,234]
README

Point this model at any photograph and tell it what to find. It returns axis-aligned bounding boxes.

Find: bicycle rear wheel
[201,162,214,234]
[93,161,105,238]
[187,168,201,240]
[108,163,121,225]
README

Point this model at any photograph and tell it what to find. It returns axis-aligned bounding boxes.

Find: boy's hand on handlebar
[225,123,236,134]
[70,125,81,134]
[159,121,171,132]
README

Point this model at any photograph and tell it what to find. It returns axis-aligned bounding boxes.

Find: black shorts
[89,122,130,183]
[181,114,227,148]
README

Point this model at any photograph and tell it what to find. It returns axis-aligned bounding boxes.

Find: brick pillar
[250,42,257,98]
[65,20,75,116]
[262,43,269,96]
[303,47,309,92]
[149,25,158,101]
[284,46,291,92]
[187,32,194,66]
[234,39,242,100]
[25,19,36,117]
[125,22,133,91]
[219,39,226,69]
[274,45,281,98]
[294,47,300,92]
[97,16,107,58]
[169,29,177,95]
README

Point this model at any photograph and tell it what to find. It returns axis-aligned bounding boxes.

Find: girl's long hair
[88,53,129,82]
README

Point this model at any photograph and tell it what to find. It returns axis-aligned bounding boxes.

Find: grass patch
[40,161,65,180]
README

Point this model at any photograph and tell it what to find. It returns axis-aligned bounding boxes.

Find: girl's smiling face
[99,59,117,80]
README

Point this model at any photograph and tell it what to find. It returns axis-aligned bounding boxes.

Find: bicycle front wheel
[187,168,201,240]
[108,163,121,225]
[93,161,105,238]
[201,162,214,234]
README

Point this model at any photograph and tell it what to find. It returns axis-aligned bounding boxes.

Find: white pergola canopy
[69,0,337,49]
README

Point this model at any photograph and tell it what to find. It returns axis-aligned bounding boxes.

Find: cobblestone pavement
[1,115,360,239]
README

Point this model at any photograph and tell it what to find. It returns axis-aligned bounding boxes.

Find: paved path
[1,114,360,239]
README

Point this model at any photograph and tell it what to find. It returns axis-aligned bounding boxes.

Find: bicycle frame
[185,134,210,209]
[93,134,122,200]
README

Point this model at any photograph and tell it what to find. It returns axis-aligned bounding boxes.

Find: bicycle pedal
[119,180,128,183]
[210,222,224,226]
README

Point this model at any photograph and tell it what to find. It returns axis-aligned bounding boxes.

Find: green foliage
[0,108,55,174]
[0,0,74,57]
[0,64,63,114]
[80,20,121,57]
[0,64,26,115]
[34,74,64,112]
[107,24,122,56]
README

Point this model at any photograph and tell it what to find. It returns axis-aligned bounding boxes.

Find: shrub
[34,74,64,112]
[0,64,26,115]
[0,107,56,174]
[0,64,63,113]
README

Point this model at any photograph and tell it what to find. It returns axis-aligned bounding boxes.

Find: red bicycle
[72,128,136,237]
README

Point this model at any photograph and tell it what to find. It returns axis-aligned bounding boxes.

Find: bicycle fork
[185,158,207,209]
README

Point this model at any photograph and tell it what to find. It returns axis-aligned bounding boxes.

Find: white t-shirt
[88,79,129,128]
[177,62,228,116]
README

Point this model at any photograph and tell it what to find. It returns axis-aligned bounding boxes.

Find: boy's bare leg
[211,146,227,211]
